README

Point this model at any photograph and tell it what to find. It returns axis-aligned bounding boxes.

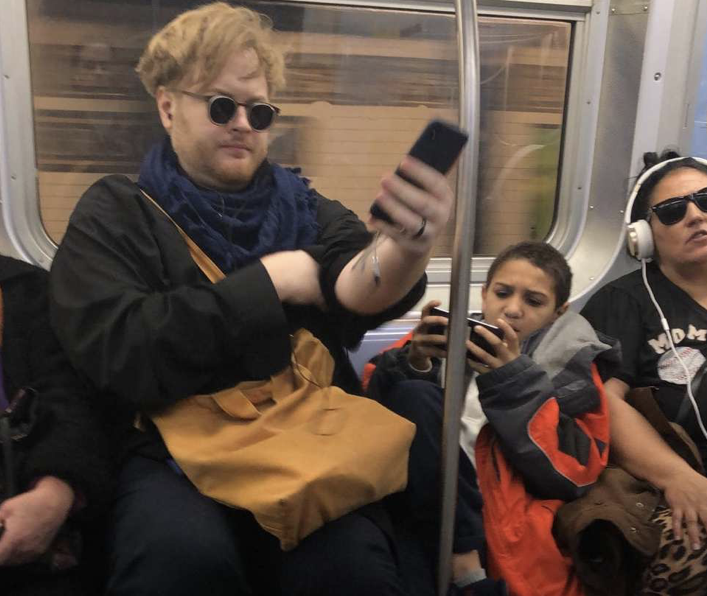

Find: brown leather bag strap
[139,189,226,283]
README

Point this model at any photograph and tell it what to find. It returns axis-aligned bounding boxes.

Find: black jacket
[0,256,111,519]
[50,175,425,463]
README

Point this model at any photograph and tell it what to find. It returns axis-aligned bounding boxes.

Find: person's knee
[282,513,403,595]
[107,463,250,596]
[339,519,399,591]
[108,515,249,595]
[142,518,238,570]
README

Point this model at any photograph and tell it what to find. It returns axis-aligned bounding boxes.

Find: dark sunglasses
[175,90,280,131]
[648,187,707,225]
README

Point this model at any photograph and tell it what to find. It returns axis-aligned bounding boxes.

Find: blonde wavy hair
[136,2,285,97]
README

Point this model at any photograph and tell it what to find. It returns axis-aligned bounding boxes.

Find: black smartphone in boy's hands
[466,317,505,361]
[370,120,469,225]
[426,307,504,362]
[425,307,452,338]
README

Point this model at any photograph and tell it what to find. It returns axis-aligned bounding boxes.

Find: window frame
[0,0,51,265]
[0,0,603,283]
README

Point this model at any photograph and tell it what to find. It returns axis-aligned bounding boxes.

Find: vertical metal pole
[437,1,480,595]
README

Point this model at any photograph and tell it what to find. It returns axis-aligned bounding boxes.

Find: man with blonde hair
[50,2,454,596]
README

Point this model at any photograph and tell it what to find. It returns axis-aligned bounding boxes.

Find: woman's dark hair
[486,241,572,307]
[630,149,707,222]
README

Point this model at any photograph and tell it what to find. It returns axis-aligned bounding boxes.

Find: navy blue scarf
[138,137,319,273]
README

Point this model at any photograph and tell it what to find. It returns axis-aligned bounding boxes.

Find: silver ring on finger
[412,217,427,239]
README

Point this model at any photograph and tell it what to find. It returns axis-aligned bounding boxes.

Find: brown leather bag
[142,191,416,550]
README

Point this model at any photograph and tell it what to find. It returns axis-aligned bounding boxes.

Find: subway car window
[26,0,571,256]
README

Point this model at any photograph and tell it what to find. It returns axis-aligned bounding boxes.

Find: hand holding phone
[406,301,449,371]
[370,120,468,225]
[426,307,504,363]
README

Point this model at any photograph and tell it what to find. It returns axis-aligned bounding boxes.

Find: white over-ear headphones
[625,156,707,260]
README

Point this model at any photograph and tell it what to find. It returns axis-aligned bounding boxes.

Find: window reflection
[26,1,570,256]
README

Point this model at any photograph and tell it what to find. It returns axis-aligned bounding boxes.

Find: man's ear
[155,87,174,132]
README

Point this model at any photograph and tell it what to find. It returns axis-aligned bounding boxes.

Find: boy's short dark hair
[485,241,572,307]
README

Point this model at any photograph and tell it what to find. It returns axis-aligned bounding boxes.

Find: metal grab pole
[437,1,480,595]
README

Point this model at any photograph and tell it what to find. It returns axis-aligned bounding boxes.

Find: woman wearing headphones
[582,150,707,593]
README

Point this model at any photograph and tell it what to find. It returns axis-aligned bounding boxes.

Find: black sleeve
[307,195,427,348]
[50,176,291,412]
[17,269,112,518]
[581,285,642,387]
[366,344,441,402]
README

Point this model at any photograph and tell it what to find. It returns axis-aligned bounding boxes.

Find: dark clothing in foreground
[107,456,411,596]
[49,173,426,595]
[377,380,485,557]
[0,256,111,595]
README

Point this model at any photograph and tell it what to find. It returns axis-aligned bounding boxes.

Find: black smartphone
[426,307,504,361]
[370,120,469,224]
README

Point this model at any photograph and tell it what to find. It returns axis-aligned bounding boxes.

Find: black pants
[376,379,485,556]
[1,518,107,596]
[2,567,102,596]
[106,456,418,596]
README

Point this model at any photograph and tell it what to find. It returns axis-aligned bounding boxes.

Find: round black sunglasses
[649,187,707,226]
[175,90,280,131]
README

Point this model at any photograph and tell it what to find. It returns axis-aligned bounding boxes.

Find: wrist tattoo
[352,231,382,286]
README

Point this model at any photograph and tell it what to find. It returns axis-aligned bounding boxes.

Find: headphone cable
[641,259,707,441]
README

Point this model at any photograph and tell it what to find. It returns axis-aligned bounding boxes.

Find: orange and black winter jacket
[475,311,620,501]
[366,312,620,502]
[365,312,621,596]
[476,311,619,596]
